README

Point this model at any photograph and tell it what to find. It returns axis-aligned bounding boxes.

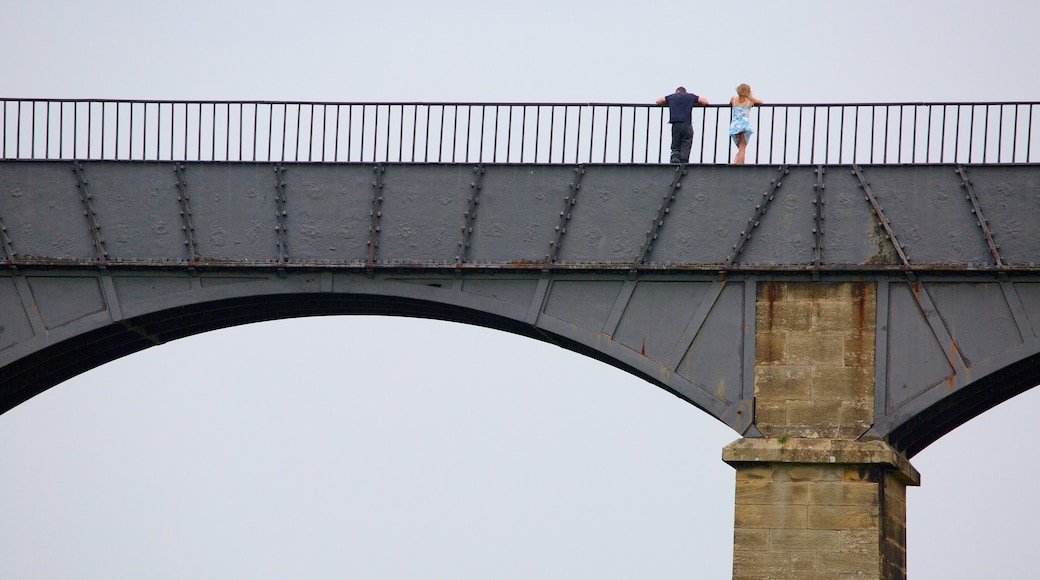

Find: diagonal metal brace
[0,210,16,265]
[173,163,200,263]
[635,163,686,265]
[725,165,789,267]
[456,164,485,266]
[546,164,585,264]
[71,161,108,266]
[367,164,386,267]
[851,165,911,269]
[274,164,290,266]
[955,165,1003,267]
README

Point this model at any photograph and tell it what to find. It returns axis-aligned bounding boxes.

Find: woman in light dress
[728,83,763,164]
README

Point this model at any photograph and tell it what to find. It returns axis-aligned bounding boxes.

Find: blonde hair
[735,83,753,107]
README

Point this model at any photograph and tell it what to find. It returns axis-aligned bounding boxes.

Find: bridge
[2,98,1040,579]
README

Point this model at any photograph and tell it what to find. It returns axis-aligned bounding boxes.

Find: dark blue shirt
[665,92,701,124]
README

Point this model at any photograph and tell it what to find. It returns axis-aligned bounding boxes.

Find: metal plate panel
[885,281,955,412]
[926,282,1022,367]
[554,166,674,264]
[26,275,106,330]
[182,164,280,262]
[0,277,34,351]
[0,162,97,261]
[73,163,186,262]
[962,166,1040,265]
[860,166,993,265]
[613,280,714,364]
[460,277,539,310]
[677,281,746,402]
[825,167,900,266]
[376,165,474,264]
[281,164,376,264]
[651,166,777,264]
[467,165,572,264]
[739,167,817,265]
[1013,282,1040,339]
[112,273,194,304]
[543,279,624,333]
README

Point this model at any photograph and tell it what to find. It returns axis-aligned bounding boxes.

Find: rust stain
[852,283,867,330]
[506,259,551,267]
[847,283,870,371]
[763,281,779,331]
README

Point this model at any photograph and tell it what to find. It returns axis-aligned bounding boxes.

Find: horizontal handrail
[2,99,1037,165]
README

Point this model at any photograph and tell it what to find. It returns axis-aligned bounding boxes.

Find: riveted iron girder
[4,162,1039,271]
[3,161,1040,456]
[546,165,585,264]
[173,163,200,263]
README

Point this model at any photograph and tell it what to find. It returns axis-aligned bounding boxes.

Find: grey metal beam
[3,160,1040,457]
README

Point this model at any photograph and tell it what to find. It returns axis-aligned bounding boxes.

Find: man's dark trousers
[670,122,694,163]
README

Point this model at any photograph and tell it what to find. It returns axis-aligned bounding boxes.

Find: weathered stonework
[754,282,876,440]
[724,438,919,580]
[724,282,918,580]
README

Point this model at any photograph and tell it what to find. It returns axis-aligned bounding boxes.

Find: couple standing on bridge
[656,84,763,164]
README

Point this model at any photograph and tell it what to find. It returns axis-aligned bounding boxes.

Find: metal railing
[2,98,1037,165]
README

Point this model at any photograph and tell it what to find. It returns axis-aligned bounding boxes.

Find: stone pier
[724,282,920,579]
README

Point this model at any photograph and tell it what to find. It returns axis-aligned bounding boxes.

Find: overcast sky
[2,1,1039,578]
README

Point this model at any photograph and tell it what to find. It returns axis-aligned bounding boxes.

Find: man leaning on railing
[656,87,709,164]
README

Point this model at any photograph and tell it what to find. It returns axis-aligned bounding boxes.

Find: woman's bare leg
[734,134,747,164]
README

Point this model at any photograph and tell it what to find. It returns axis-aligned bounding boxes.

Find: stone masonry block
[769,529,840,552]
[787,554,822,577]
[756,281,789,304]
[752,402,788,436]
[734,528,770,551]
[816,550,879,575]
[884,519,907,549]
[756,332,787,365]
[785,332,845,366]
[786,282,850,302]
[735,504,808,529]
[808,504,879,530]
[774,464,844,483]
[842,466,880,483]
[756,366,812,399]
[732,551,792,580]
[736,480,810,506]
[836,425,873,441]
[812,367,874,401]
[755,424,785,439]
[813,300,876,332]
[757,300,813,332]
[734,464,773,481]
[884,471,907,502]
[809,481,880,506]
[839,530,880,554]
[843,333,876,367]
[786,400,844,434]
[838,401,874,435]
[850,281,877,304]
